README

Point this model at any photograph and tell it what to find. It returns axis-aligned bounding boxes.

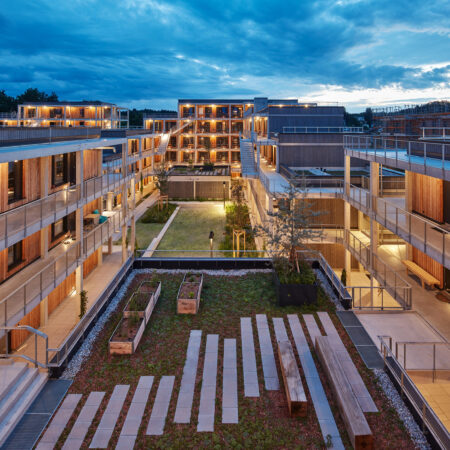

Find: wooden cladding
[305,199,358,228]
[412,247,444,289]
[307,243,359,269]
[83,250,98,278]
[48,272,76,316]
[83,149,101,181]
[10,302,41,351]
[0,231,41,284]
[0,159,40,213]
[412,173,443,223]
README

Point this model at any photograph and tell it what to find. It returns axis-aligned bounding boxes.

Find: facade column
[343,154,352,285]
[275,145,280,173]
[97,150,104,213]
[40,297,48,327]
[75,150,84,315]
[39,156,50,259]
[405,170,414,260]
[369,161,380,252]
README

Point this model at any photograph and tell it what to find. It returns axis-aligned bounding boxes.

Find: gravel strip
[313,268,344,311]
[60,272,138,380]
[136,268,273,276]
[373,369,430,450]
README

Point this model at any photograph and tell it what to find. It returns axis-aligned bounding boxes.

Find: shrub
[140,203,177,223]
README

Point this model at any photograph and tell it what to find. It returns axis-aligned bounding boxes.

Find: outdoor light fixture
[209,230,214,257]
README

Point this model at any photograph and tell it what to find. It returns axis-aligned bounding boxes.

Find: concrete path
[62,392,105,450]
[287,315,344,450]
[197,335,219,432]
[240,318,260,397]
[36,394,82,450]
[222,339,238,424]
[146,376,174,436]
[303,314,323,346]
[272,317,289,343]
[255,314,280,391]
[316,312,378,413]
[116,376,154,450]
[174,330,202,424]
[89,385,129,448]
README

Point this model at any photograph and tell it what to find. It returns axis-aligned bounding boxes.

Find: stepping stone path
[146,376,174,436]
[303,314,322,345]
[174,330,202,424]
[116,376,154,449]
[287,315,344,450]
[90,385,129,448]
[62,391,105,450]
[240,318,260,397]
[36,394,82,450]
[316,312,378,413]
[272,317,289,343]
[222,338,238,424]
[197,334,219,432]
[255,314,280,390]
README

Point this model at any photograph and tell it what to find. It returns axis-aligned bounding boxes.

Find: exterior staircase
[156,120,193,156]
[0,360,47,447]
[239,137,258,178]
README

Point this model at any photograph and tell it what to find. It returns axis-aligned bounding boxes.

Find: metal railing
[346,184,450,268]
[283,126,363,133]
[344,135,450,179]
[421,127,450,140]
[379,336,450,449]
[0,326,48,369]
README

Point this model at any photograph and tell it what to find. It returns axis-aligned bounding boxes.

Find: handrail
[379,336,450,449]
[283,126,364,133]
[0,325,48,368]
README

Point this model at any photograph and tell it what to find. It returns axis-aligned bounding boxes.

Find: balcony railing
[346,184,450,269]
[344,135,450,180]
[0,241,81,328]
[283,126,364,133]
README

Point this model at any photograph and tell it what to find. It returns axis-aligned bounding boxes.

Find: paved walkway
[63,391,104,450]
[272,317,289,342]
[146,376,174,436]
[287,315,344,450]
[240,318,260,397]
[174,330,202,424]
[222,339,238,424]
[197,335,219,432]
[116,376,154,449]
[255,314,279,391]
[89,384,129,448]
[36,394,82,450]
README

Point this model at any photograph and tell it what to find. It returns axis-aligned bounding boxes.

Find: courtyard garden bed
[109,314,145,355]
[56,272,416,449]
[124,280,161,323]
[177,272,204,314]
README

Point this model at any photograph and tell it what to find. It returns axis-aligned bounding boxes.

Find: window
[52,154,67,187]
[7,241,22,271]
[51,212,75,242]
[8,161,23,204]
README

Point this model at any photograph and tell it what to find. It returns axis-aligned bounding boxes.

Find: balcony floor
[12,246,124,366]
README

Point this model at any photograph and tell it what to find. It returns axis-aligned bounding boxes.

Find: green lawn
[156,204,227,257]
[115,220,164,250]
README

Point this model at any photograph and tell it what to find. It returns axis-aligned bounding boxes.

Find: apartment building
[0,127,160,370]
[17,101,129,128]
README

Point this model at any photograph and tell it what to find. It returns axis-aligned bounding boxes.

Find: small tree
[79,290,88,319]
[154,165,169,197]
[340,268,347,286]
[256,178,323,279]
[230,179,246,229]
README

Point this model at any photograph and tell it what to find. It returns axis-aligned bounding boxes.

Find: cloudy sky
[1,0,449,111]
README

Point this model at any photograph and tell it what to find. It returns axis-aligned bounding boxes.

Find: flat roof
[178,99,253,104]
[19,101,126,108]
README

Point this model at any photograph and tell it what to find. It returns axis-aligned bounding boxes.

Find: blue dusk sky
[1,0,449,112]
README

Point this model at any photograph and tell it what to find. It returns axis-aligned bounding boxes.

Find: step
[0,362,29,404]
[0,372,47,447]
[0,368,39,424]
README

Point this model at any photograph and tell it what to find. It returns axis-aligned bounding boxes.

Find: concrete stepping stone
[174,330,202,424]
[89,385,129,448]
[36,393,82,450]
[240,318,260,397]
[146,376,175,436]
[222,338,238,424]
[116,376,154,450]
[287,314,344,450]
[272,317,289,343]
[316,312,378,413]
[197,334,219,432]
[255,314,280,391]
[303,314,323,346]
[62,391,105,450]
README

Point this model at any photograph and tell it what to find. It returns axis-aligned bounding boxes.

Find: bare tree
[154,164,169,197]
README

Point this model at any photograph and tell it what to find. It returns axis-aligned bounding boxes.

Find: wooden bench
[402,260,440,289]
[277,340,307,417]
[315,336,373,450]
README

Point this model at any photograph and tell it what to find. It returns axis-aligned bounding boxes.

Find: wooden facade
[412,247,444,289]
[412,173,443,223]
[83,250,98,278]
[10,302,41,351]
[48,272,76,316]
[306,199,358,228]
[83,149,101,181]
[307,243,359,269]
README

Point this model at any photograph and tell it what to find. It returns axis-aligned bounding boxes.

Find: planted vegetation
[140,202,177,223]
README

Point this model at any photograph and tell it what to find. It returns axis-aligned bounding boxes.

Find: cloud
[0,0,448,111]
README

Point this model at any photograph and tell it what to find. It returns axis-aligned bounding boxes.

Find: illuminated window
[8,161,23,204]
[7,241,23,270]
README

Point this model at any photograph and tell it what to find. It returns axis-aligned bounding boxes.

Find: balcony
[346,184,450,269]
[344,135,450,181]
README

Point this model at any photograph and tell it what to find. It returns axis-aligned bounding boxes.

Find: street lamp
[209,231,214,257]
[222,181,226,209]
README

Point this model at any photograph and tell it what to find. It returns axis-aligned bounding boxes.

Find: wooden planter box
[124,281,161,324]
[109,316,146,355]
[177,273,203,314]
[273,271,317,307]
